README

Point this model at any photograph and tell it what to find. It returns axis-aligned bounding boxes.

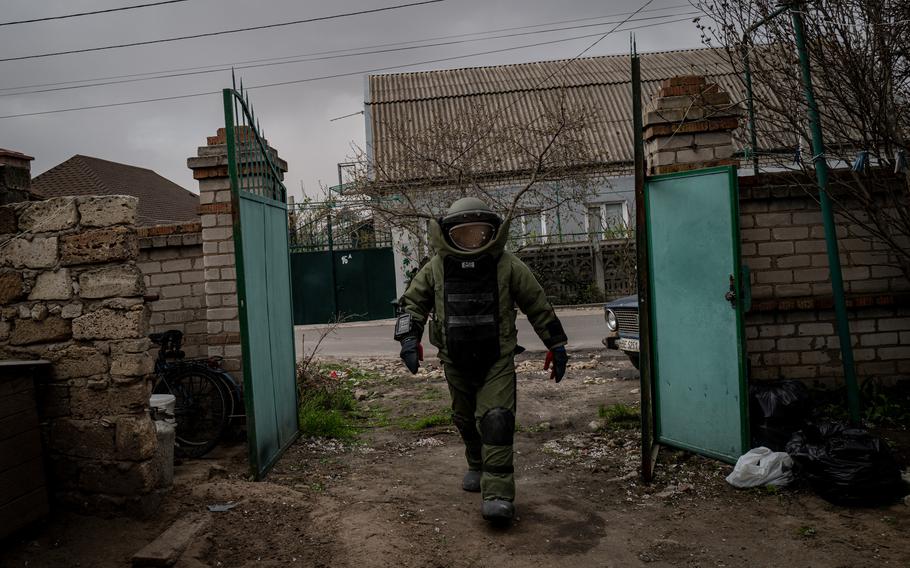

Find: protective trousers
[444,355,516,501]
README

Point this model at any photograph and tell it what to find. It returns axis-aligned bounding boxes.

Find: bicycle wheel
[154,368,230,458]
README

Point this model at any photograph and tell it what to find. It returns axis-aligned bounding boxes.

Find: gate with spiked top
[223,85,299,479]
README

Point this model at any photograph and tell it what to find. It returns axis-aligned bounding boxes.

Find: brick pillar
[0,148,35,205]
[186,127,288,378]
[643,76,740,175]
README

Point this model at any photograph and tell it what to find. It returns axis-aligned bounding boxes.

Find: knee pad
[480,407,515,446]
[452,413,480,441]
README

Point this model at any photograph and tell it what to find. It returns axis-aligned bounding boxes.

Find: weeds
[599,402,640,424]
[797,526,817,538]
[296,361,359,439]
[399,411,453,430]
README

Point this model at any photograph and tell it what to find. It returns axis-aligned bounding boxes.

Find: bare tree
[346,92,611,253]
[692,0,910,279]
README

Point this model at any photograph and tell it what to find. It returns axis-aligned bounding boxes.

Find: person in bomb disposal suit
[395,197,569,524]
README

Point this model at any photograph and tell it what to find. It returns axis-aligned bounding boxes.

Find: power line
[0,14,695,120]
[0,0,191,27]
[0,11,699,98]
[0,0,445,63]
[0,3,691,94]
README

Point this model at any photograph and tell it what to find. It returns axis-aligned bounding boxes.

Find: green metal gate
[223,87,299,479]
[644,166,749,463]
[289,200,397,324]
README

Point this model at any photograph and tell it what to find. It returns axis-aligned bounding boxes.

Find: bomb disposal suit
[395,197,568,523]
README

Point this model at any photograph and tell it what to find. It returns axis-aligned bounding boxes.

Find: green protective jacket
[400,218,567,364]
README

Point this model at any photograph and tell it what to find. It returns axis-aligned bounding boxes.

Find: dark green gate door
[224,88,299,479]
[645,166,748,463]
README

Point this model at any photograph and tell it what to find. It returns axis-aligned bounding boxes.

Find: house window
[587,201,630,239]
[509,210,545,246]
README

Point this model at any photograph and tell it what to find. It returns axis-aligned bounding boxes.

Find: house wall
[0,196,161,515]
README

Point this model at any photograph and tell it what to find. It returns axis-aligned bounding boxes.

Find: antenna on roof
[231,67,236,92]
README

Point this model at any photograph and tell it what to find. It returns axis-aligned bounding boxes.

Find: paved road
[295,307,607,359]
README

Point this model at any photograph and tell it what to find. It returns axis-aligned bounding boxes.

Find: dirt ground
[4,351,910,568]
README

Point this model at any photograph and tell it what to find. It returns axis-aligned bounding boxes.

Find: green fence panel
[645,166,748,463]
[290,252,335,324]
[224,88,299,479]
[333,248,396,321]
[290,247,396,324]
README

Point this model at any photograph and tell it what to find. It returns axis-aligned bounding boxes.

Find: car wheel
[629,354,640,370]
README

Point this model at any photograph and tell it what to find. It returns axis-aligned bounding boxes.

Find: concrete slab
[132,513,210,567]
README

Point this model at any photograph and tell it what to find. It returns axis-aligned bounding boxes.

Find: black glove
[544,346,569,383]
[400,337,422,374]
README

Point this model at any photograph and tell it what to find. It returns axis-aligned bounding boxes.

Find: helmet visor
[448,222,496,250]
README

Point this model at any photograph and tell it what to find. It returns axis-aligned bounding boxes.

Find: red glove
[544,346,568,383]
[418,342,424,361]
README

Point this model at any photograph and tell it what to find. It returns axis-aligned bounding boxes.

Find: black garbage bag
[750,380,811,451]
[786,422,903,506]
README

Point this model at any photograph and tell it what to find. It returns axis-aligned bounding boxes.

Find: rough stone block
[79,265,145,299]
[4,236,58,268]
[49,344,109,379]
[10,316,72,345]
[72,308,146,340]
[110,352,154,377]
[115,416,157,461]
[29,268,73,300]
[17,197,79,233]
[0,206,16,234]
[48,418,116,460]
[78,195,138,227]
[70,381,150,418]
[79,459,158,496]
[61,226,138,266]
[0,271,25,304]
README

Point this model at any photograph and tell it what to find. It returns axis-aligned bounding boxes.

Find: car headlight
[605,309,617,332]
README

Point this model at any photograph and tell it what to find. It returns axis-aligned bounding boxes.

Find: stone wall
[137,222,207,359]
[0,195,160,514]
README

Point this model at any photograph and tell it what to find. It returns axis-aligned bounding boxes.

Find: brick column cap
[0,148,35,168]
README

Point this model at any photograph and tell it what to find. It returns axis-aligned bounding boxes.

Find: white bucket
[150,394,176,424]
[150,394,177,488]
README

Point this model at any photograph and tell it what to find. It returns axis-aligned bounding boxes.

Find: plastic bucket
[150,394,176,424]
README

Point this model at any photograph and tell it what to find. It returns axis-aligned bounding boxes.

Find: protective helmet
[441,197,502,251]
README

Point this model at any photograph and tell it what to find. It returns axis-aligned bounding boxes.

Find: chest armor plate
[443,254,501,369]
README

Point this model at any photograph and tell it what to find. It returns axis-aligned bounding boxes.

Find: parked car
[602,294,640,369]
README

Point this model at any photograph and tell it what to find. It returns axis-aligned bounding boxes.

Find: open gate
[223,88,299,479]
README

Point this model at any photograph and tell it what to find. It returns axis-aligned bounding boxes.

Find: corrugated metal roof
[367,47,782,178]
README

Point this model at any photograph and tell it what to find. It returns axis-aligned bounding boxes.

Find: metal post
[632,42,657,482]
[741,44,761,175]
[327,207,339,317]
[789,6,860,424]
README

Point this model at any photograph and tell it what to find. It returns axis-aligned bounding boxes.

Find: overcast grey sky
[0,0,705,201]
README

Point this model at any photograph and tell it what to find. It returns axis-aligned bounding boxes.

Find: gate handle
[724,274,737,307]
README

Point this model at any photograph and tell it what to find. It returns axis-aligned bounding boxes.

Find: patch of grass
[750,484,781,497]
[399,411,453,430]
[599,402,640,423]
[296,361,360,439]
[797,526,817,538]
[298,398,357,439]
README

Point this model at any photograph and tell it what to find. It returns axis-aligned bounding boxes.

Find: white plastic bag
[725,447,793,488]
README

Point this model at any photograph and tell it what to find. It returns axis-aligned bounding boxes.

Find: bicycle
[150,330,244,458]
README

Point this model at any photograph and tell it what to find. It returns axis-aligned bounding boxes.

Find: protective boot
[462,470,481,492]
[481,499,515,523]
